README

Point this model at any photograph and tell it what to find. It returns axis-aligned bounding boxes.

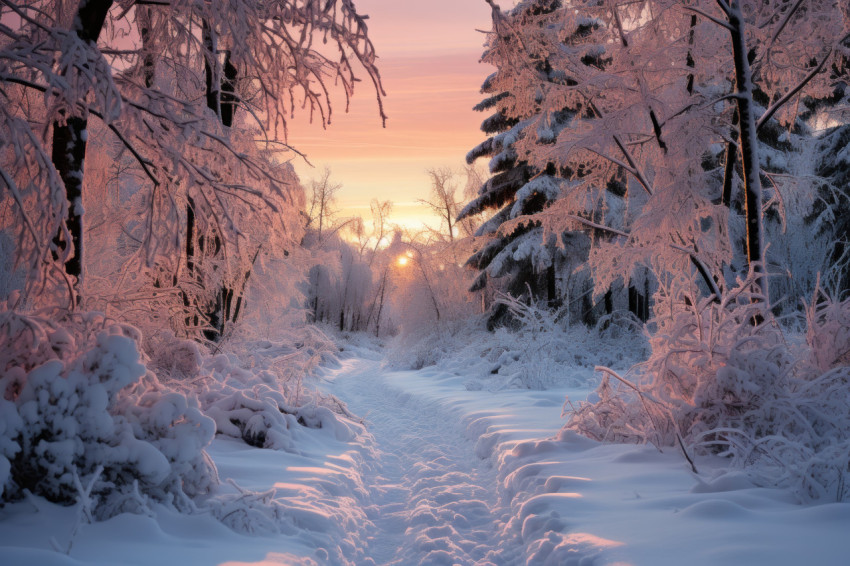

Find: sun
[397,255,409,267]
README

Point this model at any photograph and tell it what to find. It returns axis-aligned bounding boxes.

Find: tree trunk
[220,51,239,128]
[185,197,198,329]
[374,267,389,337]
[193,21,243,342]
[51,118,87,288]
[51,0,114,300]
[721,108,740,207]
[729,1,767,300]
[137,6,155,88]
[202,20,221,121]
[685,14,697,95]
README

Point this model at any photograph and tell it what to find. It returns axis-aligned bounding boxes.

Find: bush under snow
[567,279,850,503]
[387,293,647,391]
[149,326,361,453]
[1,301,365,536]
[0,305,217,518]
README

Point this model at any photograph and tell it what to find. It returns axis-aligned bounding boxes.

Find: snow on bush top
[1,307,217,517]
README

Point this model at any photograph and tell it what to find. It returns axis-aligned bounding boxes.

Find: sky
[286,0,495,232]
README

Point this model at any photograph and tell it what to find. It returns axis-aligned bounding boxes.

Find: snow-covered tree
[421,168,464,245]
[485,0,846,312]
[551,0,850,500]
[460,0,601,327]
[0,0,385,312]
[802,56,850,294]
[305,167,344,245]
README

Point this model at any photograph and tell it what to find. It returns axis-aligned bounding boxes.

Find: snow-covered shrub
[567,277,850,503]
[805,289,850,372]
[386,317,482,372]
[0,306,217,517]
[387,292,646,390]
[155,325,358,452]
[143,329,203,381]
[0,383,22,500]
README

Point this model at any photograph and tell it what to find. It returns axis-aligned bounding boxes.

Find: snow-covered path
[328,358,502,565]
[3,351,850,566]
[321,354,850,566]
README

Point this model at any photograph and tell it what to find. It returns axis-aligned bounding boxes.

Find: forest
[1,0,850,564]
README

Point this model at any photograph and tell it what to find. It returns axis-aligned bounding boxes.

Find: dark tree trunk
[192,22,244,342]
[185,198,198,329]
[721,108,740,207]
[729,2,767,300]
[628,284,649,323]
[628,285,638,319]
[50,0,114,299]
[137,6,155,88]
[220,51,239,128]
[203,20,220,121]
[51,118,87,285]
[685,14,697,95]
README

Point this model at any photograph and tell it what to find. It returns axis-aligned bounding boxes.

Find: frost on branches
[0,0,387,522]
[0,0,385,314]
[470,0,848,307]
[568,280,850,503]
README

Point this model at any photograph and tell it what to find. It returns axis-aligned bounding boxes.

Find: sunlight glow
[397,255,409,267]
[563,533,625,548]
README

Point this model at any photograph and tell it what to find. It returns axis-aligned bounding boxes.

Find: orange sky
[287,0,495,232]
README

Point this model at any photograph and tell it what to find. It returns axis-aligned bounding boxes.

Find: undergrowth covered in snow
[386,294,648,391]
[0,300,365,536]
[0,303,217,518]
[149,326,360,453]
[568,278,850,503]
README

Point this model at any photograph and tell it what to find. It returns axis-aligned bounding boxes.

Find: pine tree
[461,1,591,326]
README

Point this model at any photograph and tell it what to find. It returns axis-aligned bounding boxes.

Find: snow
[2,339,849,565]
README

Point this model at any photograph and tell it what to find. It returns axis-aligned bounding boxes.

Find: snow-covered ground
[2,342,849,565]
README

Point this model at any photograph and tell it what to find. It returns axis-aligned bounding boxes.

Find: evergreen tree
[460,0,635,327]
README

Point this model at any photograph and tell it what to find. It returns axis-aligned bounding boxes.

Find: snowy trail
[327,357,502,565]
[3,350,849,566]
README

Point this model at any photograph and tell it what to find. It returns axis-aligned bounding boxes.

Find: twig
[676,431,699,474]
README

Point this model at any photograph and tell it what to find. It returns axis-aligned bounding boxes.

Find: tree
[460,0,617,326]
[489,0,847,312]
[0,0,386,314]
[550,1,850,501]
[420,168,463,244]
[306,167,343,245]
